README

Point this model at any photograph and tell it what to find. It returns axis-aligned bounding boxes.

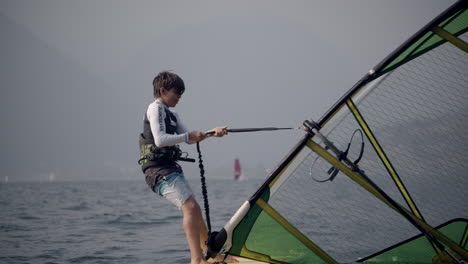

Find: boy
[138,71,227,264]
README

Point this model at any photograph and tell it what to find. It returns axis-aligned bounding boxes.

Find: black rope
[196,142,212,234]
[343,129,365,167]
[197,141,228,261]
[310,129,365,183]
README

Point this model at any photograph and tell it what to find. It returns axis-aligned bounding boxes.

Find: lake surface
[0,178,264,264]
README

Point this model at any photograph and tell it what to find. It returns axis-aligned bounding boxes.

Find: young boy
[138,71,227,264]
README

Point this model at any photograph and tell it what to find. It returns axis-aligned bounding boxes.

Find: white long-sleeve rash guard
[146,99,192,147]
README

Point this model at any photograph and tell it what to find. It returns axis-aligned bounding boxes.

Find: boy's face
[160,87,182,107]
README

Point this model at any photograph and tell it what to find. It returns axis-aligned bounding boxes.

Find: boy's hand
[188,131,207,142]
[207,126,228,137]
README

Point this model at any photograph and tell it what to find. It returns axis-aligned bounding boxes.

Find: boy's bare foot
[224,255,239,263]
[191,258,211,264]
[209,254,239,263]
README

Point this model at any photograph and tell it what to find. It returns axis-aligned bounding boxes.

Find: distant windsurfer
[138,71,228,264]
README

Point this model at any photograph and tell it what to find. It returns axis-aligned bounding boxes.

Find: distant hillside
[0,14,125,180]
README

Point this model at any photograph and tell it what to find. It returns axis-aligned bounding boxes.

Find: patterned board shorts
[155,172,194,209]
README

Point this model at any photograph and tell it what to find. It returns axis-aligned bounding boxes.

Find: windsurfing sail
[210,1,468,263]
[234,158,245,181]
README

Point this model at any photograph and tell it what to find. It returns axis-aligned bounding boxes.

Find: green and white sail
[213,1,468,263]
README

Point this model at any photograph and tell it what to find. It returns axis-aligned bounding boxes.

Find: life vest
[138,107,182,172]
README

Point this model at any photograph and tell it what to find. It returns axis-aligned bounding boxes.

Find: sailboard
[234,158,245,181]
[208,1,468,263]
[232,256,269,263]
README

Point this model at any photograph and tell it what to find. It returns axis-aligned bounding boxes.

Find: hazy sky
[0,0,456,181]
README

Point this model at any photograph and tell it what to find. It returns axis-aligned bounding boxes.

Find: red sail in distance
[234,158,242,180]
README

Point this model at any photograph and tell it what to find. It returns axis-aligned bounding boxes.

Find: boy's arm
[173,111,225,143]
[147,104,187,147]
[174,112,195,144]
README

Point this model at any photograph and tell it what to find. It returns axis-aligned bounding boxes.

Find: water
[0,178,264,264]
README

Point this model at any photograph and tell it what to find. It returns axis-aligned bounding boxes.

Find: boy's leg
[181,196,211,264]
[196,206,239,263]
[197,208,209,251]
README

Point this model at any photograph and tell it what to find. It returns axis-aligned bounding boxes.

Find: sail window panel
[264,141,417,263]
[348,33,468,229]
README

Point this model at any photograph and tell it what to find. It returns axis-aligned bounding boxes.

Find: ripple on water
[68,255,139,264]
[0,223,31,232]
[61,202,91,211]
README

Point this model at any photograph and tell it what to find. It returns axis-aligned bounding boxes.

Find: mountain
[0,14,131,181]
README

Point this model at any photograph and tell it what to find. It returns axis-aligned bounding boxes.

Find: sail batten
[431,26,468,52]
[345,99,425,221]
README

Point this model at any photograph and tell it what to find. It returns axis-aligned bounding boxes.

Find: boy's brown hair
[152,71,185,98]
